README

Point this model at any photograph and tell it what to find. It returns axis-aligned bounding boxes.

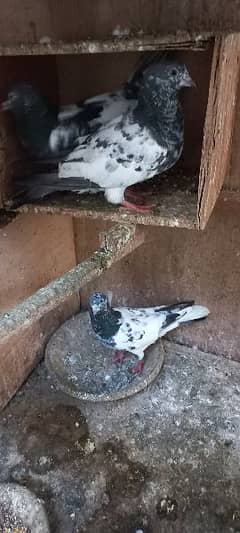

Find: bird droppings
[45,312,164,401]
[156,496,178,521]
[112,26,131,38]
[1,342,240,531]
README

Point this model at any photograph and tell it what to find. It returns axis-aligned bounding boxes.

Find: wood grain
[0,34,211,55]
[225,76,240,191]
[198,34,240,229]
[0,0,239,45]
[0,295,79,410]
[16,190,197,229]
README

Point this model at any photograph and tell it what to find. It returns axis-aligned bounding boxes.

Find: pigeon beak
[180,71,196,88]
[1,99,12,111]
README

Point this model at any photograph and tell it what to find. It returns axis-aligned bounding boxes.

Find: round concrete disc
[0,483,50,533]
[45,311,165,402]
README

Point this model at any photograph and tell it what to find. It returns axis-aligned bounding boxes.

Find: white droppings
[112,25,130,38]
[39,36,51,44]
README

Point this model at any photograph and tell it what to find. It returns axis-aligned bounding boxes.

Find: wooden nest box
[0,7,239,230]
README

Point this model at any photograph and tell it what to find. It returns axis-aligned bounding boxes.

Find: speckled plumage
[88,293,210,373]
[58,60,194,207]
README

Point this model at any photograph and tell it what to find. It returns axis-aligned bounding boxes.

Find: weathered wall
[0,0,239,46]
[76,196,240,361]
[0,214,77,312]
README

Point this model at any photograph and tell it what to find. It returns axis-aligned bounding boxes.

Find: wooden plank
[0,213,77,312]
[0,0,239,45]
[198,33,240,229]
[14,190,197,229]
[0,33,211,55]
[0,212,79,408]
[225,76,240,191]
[0,295,79,410]
[0,223,143,409]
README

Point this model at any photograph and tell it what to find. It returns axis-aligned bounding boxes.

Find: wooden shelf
[14,188,197,230]
[1,34,239,231]
[8,168,197,229]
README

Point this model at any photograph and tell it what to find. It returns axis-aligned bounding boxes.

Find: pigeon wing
[59,114,167,190]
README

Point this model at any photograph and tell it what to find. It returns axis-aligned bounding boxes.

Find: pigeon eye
[171,69,178,77]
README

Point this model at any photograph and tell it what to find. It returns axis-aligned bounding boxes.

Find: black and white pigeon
[0,54,156,158]
[56,59,194,211]
[89,292,209,374]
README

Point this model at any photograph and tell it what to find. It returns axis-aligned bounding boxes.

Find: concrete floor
[1,341,240,532]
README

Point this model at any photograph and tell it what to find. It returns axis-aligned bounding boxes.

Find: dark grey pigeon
[1,83,59,158]
[89,292,209,374]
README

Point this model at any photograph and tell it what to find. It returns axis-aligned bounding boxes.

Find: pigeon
[16,59,194,211]
[0,53,158,159]
[1,82,59,158]
[57,59,194,211]
[89,292,209,374]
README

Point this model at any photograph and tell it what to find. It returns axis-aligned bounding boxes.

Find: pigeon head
[142,60,195,94]
[1,83,46,116]
[89,292,109,315]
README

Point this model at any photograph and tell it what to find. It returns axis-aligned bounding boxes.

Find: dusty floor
[1,341,240,532]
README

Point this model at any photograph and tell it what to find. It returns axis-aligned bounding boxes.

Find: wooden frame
[198,34,240,228]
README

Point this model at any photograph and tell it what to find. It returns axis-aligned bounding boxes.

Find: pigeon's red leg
[130,359,144,374]
[121,199,155,212]
[126,186,155,200]
[112,350,128,363]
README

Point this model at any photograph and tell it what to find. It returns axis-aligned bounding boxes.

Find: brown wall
[0,0,240,46]
[0,214,76,312]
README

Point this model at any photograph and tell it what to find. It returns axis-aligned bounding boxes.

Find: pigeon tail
[176,304,210,323]
[11,171,101,206]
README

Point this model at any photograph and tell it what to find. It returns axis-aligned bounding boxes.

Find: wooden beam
[0,33,211,56]
[0,223,144,410]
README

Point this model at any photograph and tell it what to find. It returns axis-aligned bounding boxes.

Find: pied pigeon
[89,292,209,374]
[57,59,194,211]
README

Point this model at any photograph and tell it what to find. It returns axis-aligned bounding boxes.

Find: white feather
[58,90,136,126]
